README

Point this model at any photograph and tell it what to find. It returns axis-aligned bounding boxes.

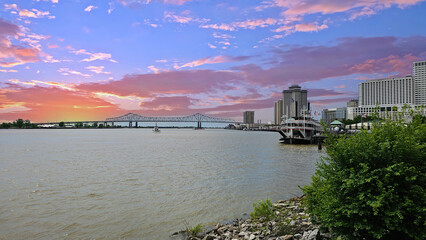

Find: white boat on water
[278,115,323,144]
[153,123,160,133]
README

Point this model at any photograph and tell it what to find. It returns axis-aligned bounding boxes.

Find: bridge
[106,112,237,128]
[37,113,237,128]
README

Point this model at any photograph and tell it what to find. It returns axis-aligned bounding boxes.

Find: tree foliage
[340,115,374,125]
[302,116,425,239]
[0,119,38,128]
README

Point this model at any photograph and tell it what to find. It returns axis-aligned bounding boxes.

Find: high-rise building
[413,60,426,105]
[243,111,254,124]
[282,85,309,119]
[274,99,283,125]
[358,76,414,107]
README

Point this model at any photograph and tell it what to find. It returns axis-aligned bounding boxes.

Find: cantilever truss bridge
[36,113,237,128]
[106,113,237,128]
[108,112,235,123]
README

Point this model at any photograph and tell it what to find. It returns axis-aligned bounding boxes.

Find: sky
[1,0,426,123]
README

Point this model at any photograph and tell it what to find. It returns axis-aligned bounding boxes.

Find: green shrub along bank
[302,115,425,240]
[250,198,274,221]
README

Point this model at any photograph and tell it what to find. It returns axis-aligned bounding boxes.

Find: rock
[170,231,189,240]
[278,235,294,240]
[301,229,319,240]
[249,234,256,240]
[202,235,214,240]
[308,229,320,240]
[293,233,302,239]
[301,231,310,240]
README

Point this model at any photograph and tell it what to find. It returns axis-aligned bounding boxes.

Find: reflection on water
[0,129,322,239]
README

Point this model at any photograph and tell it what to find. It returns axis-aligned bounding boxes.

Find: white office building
[413,60,426,105]
[358,76,414,107]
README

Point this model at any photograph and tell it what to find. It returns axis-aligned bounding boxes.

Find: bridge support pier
[197,121,202,129]
[135,122,138,128]
[111,122,114,126]
[129,121,132,128]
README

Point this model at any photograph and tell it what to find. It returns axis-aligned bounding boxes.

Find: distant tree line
[0,119,38,129]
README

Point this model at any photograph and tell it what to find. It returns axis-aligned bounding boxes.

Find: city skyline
[1,0,426,122]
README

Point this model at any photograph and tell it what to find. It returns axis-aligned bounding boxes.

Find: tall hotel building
[358,76,414,107]
[413,60,426,105]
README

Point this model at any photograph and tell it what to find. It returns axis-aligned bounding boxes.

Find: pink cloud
[175,55,250,69]
[118,0,193,7]
[264,0,425,18]
[349,54,419,75]
[71,49,117,63]
[308,88,350,97]
[294,22,328,32]
[309,97,354,107]
[201,18,279,31]
[0,84,119,122]
[163,11,208,24]
[77,70,243,98]
[233,36,426,86]
[0,18,40,67]
[273,21,328,34]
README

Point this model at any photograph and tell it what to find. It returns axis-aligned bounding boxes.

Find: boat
[153,123,160,133]
[278,115,323,144]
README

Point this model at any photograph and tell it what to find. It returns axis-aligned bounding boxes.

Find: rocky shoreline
[171,196,334,240]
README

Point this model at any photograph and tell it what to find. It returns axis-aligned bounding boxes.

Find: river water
[0,129,322,240]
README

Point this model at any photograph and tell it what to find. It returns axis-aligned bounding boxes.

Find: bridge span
[37,112,238,128]
[106,113,237,128]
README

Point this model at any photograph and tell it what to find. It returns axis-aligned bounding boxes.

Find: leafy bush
[250,198,274,221]
[302,117,425,239]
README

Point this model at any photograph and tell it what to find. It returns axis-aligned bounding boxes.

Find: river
[0,129,322,239]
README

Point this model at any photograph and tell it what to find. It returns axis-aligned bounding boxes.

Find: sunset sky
[1,0,426,123]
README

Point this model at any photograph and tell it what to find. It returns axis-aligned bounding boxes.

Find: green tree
[58,121,65,127]
[302,117,425,240]
[24,119,31,128]
[75,122,83,128]
[14,119,24,128]
[92,122,98,128]
[0,122,11,128]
